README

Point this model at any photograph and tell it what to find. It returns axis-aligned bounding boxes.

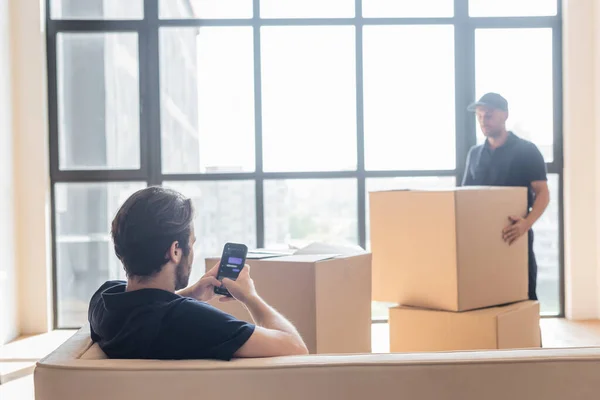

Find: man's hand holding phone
[176,259,256,304]
[220,265,257,304]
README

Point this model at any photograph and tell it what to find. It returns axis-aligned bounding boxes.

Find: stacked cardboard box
[369,187,541,352]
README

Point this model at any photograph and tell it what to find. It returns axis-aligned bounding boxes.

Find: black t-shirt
[462,132,547,209]
[88,281,255,360]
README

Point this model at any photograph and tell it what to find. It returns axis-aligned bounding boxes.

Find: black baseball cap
[467,92,508,112]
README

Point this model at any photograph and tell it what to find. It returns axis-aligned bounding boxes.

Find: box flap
[264,254,341,263]
[246,249,295,259]
[207,243,364,262]
[294,242,367,256]
[206,249,294,261]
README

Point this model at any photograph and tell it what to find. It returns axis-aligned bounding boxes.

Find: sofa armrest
[37,326,94,366]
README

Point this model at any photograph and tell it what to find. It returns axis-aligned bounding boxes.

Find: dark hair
[111,186,194,278]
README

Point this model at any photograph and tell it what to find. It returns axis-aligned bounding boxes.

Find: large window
[47,0,563,327]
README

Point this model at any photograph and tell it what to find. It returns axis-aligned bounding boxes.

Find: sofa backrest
[35,327,600,400]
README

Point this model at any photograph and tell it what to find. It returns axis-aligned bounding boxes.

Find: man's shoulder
[100,280,127,291]
[513,134,543,153]
[90,280,126,302]
[167,297,234,321]
[513,136,547,166]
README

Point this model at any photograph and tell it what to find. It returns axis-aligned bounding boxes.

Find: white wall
[563,0,600,319]
[595,0,600,320]
[0,0,18,345]
[11,0,52,335]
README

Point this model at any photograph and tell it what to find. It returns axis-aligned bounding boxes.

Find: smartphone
[214,243,248,297]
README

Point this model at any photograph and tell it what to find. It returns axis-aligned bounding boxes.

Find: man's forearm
[243,296,302,338]
[525,189,550,228]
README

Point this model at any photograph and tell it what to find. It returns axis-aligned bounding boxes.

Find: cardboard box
[205,244,372,354]
[389,301,541,353]
[369,187,528,311]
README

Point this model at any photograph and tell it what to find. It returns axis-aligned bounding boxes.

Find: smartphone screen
[214,243,248,297]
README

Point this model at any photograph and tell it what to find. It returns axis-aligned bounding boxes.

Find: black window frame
[46,0,564,328]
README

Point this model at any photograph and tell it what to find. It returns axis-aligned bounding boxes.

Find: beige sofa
[35,327,600,400]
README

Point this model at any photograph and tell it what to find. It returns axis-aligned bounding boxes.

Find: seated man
[89,186,308,360]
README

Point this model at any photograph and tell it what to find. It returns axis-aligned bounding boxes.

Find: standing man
[462,92,550,301]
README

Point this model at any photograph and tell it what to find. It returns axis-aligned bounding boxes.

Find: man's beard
[483,130,501,140]
[482,125,505,139]
[174,256,191,291]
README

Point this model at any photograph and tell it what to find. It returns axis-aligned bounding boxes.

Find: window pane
[535,174,560,315]
[55,182,145,327]
[264,179,358,248]
[366,176,456,320]
[362,0,453,18]
[261,27,356,172]
[51,0,143,19]
[261,0,354,18]
[160,0,252,19]
[474,28,553,161]
[57,33,140,170]
[164,181,257,283]
[160,28,255,174]
[363,26,455,171]
[469,0,557,17]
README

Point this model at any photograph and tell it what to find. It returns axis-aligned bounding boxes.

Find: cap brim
[467,101,486,112]
[467,101,508,112]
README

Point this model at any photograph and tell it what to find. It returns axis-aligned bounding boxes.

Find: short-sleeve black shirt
[88,281,255,360]
[462,132,547,209]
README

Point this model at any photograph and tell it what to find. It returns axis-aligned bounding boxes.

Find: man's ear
[165,241,182,263]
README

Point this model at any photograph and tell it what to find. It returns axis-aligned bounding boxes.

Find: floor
[2,319,600,400]
[0,330,76,387]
